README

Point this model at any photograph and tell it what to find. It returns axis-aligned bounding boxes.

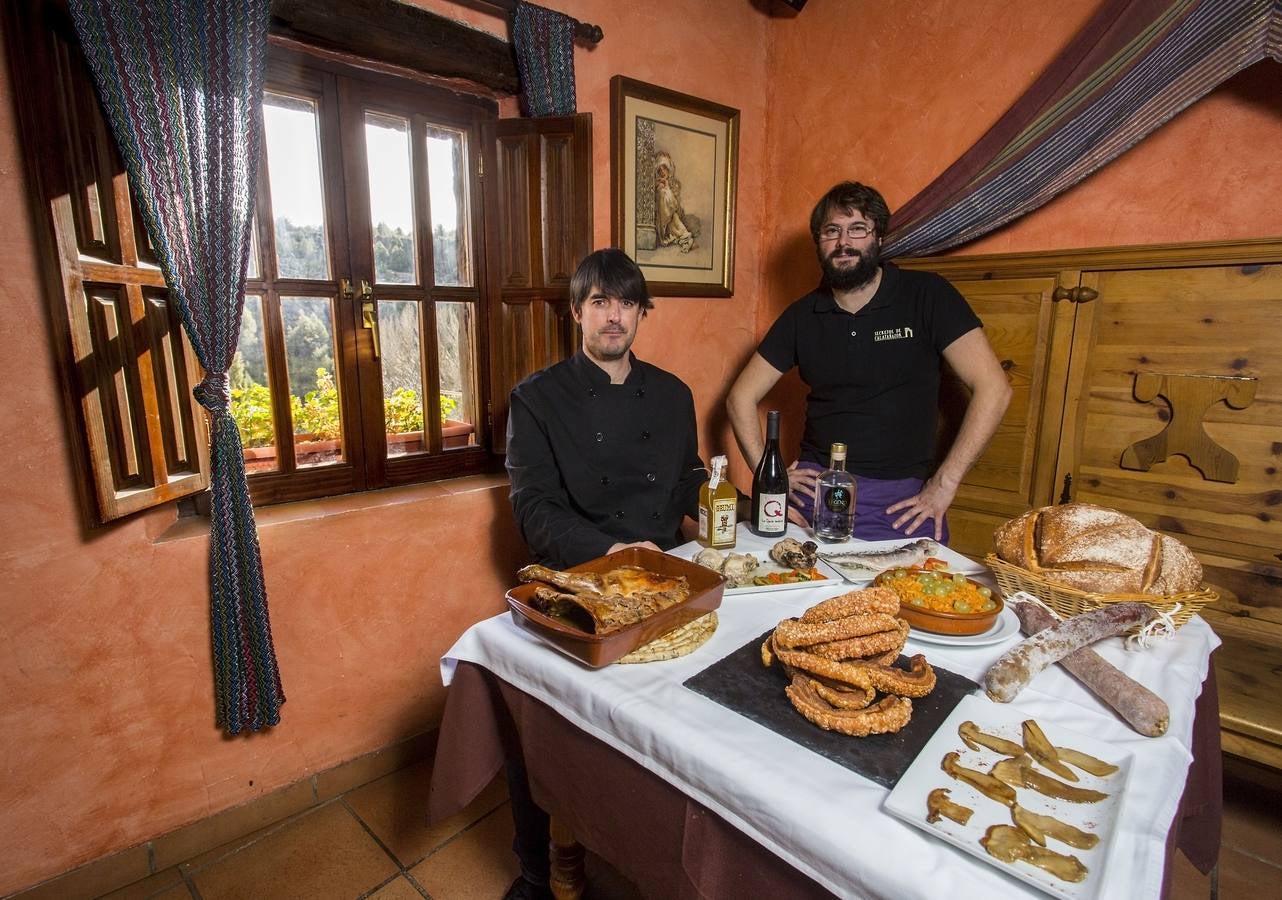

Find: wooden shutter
[5,1,209,524]
[483,113,592,453]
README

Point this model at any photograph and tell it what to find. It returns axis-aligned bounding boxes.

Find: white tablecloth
[441,525,1219,899]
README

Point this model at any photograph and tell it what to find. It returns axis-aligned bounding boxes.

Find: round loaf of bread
[993,502,1202,595]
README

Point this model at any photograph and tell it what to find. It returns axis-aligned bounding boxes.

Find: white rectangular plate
[820,538,987,583]
[722,558,837,595]
[883,693,1132,900]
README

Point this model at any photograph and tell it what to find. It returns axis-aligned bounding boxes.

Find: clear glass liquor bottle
[814,442,855,542]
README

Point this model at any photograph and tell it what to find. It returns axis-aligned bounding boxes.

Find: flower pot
[442,419,475,449]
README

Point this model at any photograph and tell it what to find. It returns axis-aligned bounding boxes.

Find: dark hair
[809,182,891,242]
[569,248,653,315]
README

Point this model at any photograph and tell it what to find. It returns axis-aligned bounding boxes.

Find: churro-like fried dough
[773,613,903,649]
[772,646,875,690]
[808,619,910,660]
[863,649,900,666]
[785,675,912,736]
[861,654,936,698]
[799,586,901,623]
[810,679,874,710]
[761,635,776,668]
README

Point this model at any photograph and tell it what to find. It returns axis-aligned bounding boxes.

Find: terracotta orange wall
[752,0,1282,456]
[0,0,773,894]
[3,0,1281,893]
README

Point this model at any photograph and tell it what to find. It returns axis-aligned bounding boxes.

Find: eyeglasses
[818,222,875,242]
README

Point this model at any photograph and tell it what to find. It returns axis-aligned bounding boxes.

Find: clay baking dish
[505,547,726,668]
[874,572,1005,636]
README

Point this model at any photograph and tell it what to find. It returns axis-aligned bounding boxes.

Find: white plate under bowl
[819,538,987,583]
[907,606,1021,647]
[883,693,1133,900]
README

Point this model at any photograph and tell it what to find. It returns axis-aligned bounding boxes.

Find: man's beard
[820,243,881,291]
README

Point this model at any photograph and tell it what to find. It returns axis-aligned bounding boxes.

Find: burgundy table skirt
[428,659,1221,899]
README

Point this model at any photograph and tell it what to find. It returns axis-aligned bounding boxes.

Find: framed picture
[610,76,739,297]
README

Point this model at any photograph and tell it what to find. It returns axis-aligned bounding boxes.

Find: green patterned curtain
[71,0,283,734]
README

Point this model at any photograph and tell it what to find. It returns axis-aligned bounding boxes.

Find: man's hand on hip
[884,475,958,541]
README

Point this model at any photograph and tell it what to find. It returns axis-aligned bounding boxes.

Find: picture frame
[610,75,739,297]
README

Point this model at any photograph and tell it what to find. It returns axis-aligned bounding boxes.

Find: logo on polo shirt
[873,326,914,342]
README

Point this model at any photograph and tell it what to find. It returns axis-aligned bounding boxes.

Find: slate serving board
[684,630,980,789]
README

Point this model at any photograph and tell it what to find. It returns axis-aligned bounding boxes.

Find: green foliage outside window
[230,367,462,449]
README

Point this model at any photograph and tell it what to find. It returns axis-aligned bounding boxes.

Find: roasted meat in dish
[518,564,689,634]
[770,538,819,570]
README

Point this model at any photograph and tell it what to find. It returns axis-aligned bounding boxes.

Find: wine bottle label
[824,486,852,513]
[756,493,787,533]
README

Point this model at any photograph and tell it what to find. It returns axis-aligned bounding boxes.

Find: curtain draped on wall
[71,0,283,735]
[512,0,579,116]
[883,0,1282,258]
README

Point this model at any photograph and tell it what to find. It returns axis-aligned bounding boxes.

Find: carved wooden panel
[495,132,533,290]
[541,133,576,287]
[1058,264,1282,572]
[938,275,1071,531]
[6,0,209,524]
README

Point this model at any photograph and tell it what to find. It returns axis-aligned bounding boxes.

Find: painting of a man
[653,150,697,252]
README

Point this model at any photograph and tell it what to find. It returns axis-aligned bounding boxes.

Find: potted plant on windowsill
[232,370,474,463]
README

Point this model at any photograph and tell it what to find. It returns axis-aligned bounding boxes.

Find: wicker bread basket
[985,554,1217,629]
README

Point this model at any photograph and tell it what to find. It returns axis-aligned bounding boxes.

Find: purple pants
[791,460,951,544]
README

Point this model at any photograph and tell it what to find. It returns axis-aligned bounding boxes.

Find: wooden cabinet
[902,240,1282,767]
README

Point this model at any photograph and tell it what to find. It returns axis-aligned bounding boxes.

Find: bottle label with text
[756,493,787,534]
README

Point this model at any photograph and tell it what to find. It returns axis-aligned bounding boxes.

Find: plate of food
[874,563,1003,636]
[506,547,725,668]
[691,538,836,595]
[907,607,1020,647]
[883,694,1132,900]
[819,538,986,583]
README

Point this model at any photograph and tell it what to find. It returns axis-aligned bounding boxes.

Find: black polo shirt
[757,263,981,479]
[506,351,706,569]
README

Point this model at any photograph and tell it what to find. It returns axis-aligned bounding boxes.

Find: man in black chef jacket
[502,248,706,898]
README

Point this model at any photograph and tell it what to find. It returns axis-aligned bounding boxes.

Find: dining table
[428,524,1222,899]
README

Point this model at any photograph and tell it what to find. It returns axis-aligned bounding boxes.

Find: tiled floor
[88,754,1281,899]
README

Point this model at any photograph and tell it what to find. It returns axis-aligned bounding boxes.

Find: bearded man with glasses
[726,181,1011,543]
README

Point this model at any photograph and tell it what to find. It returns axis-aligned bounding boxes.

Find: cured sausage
[983,601,1155,701]
[1001,599,1170,737]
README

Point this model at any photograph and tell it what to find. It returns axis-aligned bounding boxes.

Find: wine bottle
[697,455,738,549]
[814,442,856,542]
[750,410,788,537]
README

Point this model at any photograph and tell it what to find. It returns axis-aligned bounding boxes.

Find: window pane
[264,93,330,280]
[281,296,342,468]
[366,113,417,285]
[436,301,477,449]
[246,213,260,280]
[378,300,425,458]
[230,295,277,473]
[425,126,471,287]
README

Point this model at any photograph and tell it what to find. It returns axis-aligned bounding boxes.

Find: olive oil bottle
[698,455,738,549]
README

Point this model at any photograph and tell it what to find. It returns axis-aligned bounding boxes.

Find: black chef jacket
[506,351,705,569]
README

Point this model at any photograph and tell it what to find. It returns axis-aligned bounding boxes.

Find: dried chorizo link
[984,602,1158,704]
[799,586,900,623]
[1008,600,1170,737]
[773,612,902,649]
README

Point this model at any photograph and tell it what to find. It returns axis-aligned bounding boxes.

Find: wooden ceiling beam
[271,0,520,93]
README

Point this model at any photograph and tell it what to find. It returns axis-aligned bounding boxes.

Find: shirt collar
[570,350,646,386]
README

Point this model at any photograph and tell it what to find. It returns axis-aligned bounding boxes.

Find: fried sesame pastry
[798,586,901,623]
[784,675,913,736]
[773,612,903,649]
[807,618,910,660]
